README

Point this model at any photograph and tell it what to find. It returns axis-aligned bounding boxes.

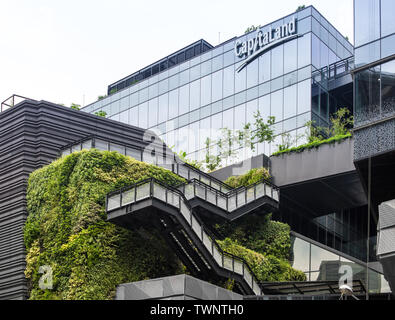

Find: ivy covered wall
[24,150,305,300]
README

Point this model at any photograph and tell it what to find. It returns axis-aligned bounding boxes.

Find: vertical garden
[24,149,304,300]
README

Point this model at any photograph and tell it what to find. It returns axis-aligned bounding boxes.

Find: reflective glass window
[381,60,395,116]
[138,102,148,128]
[310,244,339,274]
[223,50,235,67]
[298,33,311,68]
[212,70,223,103]
[381,34,395,59]
[148,97,158,127]
[212,55,223,72]
[169,89,179,119]
[190,79,201,111]
[381,0,395,37]
[355,67,381,125]
[179,84,190,115]
[259,52,271,83]
[284,39,297,74]
[271,89,283,122]
[271,45,284,79]
[179,69,189,86]
[201,75,212,106]
[284,84,297,119]
[235,66,246,93]
[355,41,380,68]
[129,106,138,126]
[201,60,212,76]
[223,65,235,97]
[190,64,200,81]
[222,108,234,130]
[291,237,311,272]
[354,0,380,47]
[298,79,311,114]
[234,104,246,130]
[312,34,321,69]
[258,94,271,121]
[247,62,258,88]
[158,94,168,123]
[149,83,158,99]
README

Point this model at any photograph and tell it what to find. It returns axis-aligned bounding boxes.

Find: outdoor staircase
[106,164,279,295]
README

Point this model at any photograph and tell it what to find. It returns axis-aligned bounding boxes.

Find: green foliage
[216,214,306,282]
[24,149,185,300]
[109,88,118,95]
[224,167,271,188]
[204,137,222,172]
[272,107,353,157]
[98,95,107,101]
[327,107,354,137]
[202,113,275,172]
[271,132,352,157]
[70,103,81,111]
[253,112,275,145]
[245,25,261,34]
[296,5,306,12]
[94,111,107,118]
[177,150,202,170]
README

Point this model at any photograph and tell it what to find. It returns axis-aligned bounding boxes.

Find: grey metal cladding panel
[377,227,395,256]
[271,138,355,186]
[379,200,395,229]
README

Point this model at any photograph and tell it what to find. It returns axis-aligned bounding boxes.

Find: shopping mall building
[1,2,395,300]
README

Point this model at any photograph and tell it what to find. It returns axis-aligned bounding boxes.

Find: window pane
[212,70,223,102]
[138,102,148,128]
[284,39,297,74]
[271,89,283,123]
[271,45,284,79]
[354,0,380,47]
[381,0,395,37]
[169,89,179,119]
[190,80,201,111]
[259,52,271,83]
[381,60,395,117]
[234,104,246,130]
[201,75,212,107]
[298,79,311,114]
[381,34,395,60]
[291,237,310,272]
[355,67,381,125]
[148,97,158,127]
[223,65,235,97]
[355,41,380,68]
[179,84,190,115]
[158,94,168,123]
[298,33,311,68]
[284,84,297,119]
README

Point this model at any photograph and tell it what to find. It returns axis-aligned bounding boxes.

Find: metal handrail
[1,94,31,112]
[106,177,263,295]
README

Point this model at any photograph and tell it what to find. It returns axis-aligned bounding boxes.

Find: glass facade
[82,6,352,162]
[291,234,391,293]
[354,0,395,126]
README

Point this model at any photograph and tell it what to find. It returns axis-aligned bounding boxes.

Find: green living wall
[24,149,185,300]
[24,150,305,300]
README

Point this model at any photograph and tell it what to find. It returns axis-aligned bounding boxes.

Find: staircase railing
[106,178,263,295]
[179,178,279,212]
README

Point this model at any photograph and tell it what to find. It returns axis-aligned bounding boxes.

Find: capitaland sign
[235,17,300,72]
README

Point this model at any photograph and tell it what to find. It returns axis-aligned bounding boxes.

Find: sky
[0,0,353,108]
